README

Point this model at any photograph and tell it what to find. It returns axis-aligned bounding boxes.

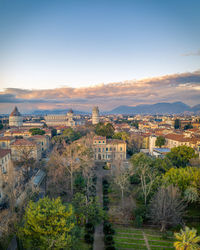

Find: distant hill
[109,102,200,114]
[31,109,89,115]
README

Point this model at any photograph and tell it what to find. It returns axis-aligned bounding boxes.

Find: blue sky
[0,0,200,91]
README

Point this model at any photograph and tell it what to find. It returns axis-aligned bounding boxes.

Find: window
[106,147,108,151]
[120,147,123,151]
[99,141,101,143]
[103,141,105,143]
[102,148,105,152]
[98,148,101,152]
[110,147,112,151]
[95,141,96,144]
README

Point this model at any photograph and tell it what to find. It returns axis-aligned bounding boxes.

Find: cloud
[0,70,200,112]
[182,50,200,56]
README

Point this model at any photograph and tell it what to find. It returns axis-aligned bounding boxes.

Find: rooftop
[11,139,36,146]
[10,106,21,117]
[0,149,11,158]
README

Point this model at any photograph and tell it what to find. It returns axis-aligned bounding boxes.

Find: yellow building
[10,139,41,162]
[0,136,16,149]
[93,136,126,161]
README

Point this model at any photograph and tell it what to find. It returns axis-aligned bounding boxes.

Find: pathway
[93,164,105,250]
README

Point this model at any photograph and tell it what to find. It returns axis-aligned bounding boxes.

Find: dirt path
[93,165,105,250]
[142,231,151,250]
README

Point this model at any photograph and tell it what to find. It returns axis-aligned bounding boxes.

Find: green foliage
[72,193,104,226]
[153,157,174,173]
[184,186,199,203]
[74,173,86,194]
[163,167,200,193]
[113,131,129,141]
[18,197,78,249]
[166,146,197,168]
[51,128,57,137]
[0,123,3,130]
[174,119,181,129]
[95,123,114,138]
[134,215,143,228]
[184,123,193,130]
[155,136,166,148]
[84,233,94,244]
[63,127,81,142]
[29,128,45,135]
[174,226,200,250]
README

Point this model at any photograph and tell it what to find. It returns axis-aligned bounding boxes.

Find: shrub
[134,215,143,227]
[103,179,109,185]
[104,235,114,245]
[84,233,94,244]
[106,246,116,250]
[103,205,109,211]
[85,223,95,234]
[103,222,115,235]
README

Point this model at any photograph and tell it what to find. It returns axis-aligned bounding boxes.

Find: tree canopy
[174,119,181,129]
[166,146,197,168]
[29,128,45,136]
[19,197,78,249]
[95,123,114,138]
[155,136,166,148]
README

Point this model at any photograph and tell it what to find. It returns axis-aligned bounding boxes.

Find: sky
[0,0,200,113]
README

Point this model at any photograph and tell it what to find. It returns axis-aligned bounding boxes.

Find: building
[10,139,41,161]
[152,148,171,158]
[44,109,85,127]
[0,149,12,204]
[29,135,50,153]
[9,106,23,127]
[93,136,126,161]
[0,136,16,149]
[92,106,100,125]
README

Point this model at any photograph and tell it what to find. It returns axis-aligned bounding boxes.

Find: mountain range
[109,102,200,114]
[31,102,200,115]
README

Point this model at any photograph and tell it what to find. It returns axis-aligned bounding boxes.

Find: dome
[68,109,73,114]
[10,106,21,117]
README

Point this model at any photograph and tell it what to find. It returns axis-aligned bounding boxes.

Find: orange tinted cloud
[0,70,200,112]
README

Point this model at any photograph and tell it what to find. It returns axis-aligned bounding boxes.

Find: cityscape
[0,1,200,250]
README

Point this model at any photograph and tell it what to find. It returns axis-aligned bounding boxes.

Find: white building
[9,106,23,127]
[44,109,85,127]
[92,106,100,125]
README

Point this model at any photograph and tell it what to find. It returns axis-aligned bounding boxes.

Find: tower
[9,106,23,127]
[92,106,100,125]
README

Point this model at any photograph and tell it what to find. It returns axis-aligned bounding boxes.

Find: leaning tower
[92,106,100,125]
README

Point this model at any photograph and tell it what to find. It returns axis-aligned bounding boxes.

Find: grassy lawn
[113,225,176,250]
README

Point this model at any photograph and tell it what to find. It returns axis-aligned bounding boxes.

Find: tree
[153,157,173,173]
[95,123,114,138]
[163,167,200,195]
[0,123,3,130]
[29,128,45,135]
[174,119,181,129]
[113,132,129,141]
[18,197,78,249]
[63,128,81,142]
[155,136,166,148]
[72,193,104,225]
[113,161,130,206]
[130,153,157,205]
[174,226,200,250]
[166,146,197,168]
[184,123,193,130]
[149,185,186,232]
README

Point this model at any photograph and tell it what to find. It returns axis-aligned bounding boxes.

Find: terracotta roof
[107,139,126,144]
[93,136,106,140]
[0,136,15,141]
[11,139,36,146]
[10,106,21,117]
[0,149,11,158]
[165,133,198,143]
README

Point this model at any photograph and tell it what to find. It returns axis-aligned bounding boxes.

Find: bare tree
[149,185,186,232]
[14,145,35,181]
[113,160,130,206]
